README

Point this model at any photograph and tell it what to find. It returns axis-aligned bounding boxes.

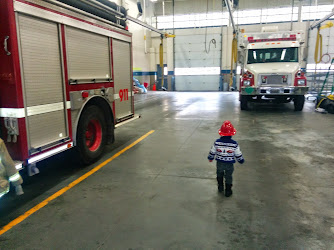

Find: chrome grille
[260,74,288,85]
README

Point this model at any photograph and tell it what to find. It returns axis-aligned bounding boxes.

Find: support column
[149,47,156,89]
[166,37,174,91]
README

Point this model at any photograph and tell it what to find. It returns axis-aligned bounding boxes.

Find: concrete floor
[0,92,334,249]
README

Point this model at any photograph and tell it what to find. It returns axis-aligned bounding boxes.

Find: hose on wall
[229,33,238,87]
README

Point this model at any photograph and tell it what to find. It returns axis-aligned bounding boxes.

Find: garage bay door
[175,33,221,91]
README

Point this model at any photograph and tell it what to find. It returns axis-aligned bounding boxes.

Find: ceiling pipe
[143,0,147,54]
[57,0,166,35]
[127,16,165,35]
[137,0,143,18]
[290,0,294,31]
[224,0,236,34]
[80,0,125,17]
[310,9,334,29]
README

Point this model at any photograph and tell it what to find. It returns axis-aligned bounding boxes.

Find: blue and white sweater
[208,136,245,164]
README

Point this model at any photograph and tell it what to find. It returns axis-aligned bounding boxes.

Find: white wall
[139,0,334,90]
[221,26,234,71]
[154,0,223,16]
[149,21,315,90]
[152,22,309,72]
[119,0,156,84]
[308,27,334,65]
[154,0,334,15]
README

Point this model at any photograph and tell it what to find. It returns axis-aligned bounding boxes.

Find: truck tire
[294,95,305,111]
[240,95,248,110]
[76,105,107,165]
[327,103,334,114]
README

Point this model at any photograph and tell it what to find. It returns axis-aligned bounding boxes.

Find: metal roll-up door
[66,27,110,83]
[175,33,221,91]
[18,14,67,150]
[112,39,133,120]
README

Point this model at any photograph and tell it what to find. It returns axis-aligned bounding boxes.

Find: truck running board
[115,115,141,128]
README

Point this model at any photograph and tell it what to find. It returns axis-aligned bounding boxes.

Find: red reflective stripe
[69,83,113,92]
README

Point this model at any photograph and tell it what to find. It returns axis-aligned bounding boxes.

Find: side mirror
[238,51,244,64]
[301,47,308,62]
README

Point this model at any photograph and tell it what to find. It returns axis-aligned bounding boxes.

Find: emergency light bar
[248,37,296,43]
[247,34,297,43]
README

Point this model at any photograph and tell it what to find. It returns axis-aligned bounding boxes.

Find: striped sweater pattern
[208,136,244,164]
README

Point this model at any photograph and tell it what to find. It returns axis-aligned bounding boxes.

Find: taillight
[241,71,254,87]
[82,91,89,98]
[294,70,307,86]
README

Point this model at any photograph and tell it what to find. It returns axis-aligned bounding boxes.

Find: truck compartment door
[112,39,133,121]
[66,27,111,84]
[17,15,68,151]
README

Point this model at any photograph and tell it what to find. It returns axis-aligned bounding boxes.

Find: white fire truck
[238,27,309,111]
[0,0,137,171]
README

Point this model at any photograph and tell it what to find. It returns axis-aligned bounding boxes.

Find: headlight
[243,80,251,86]
[297,79,305,85]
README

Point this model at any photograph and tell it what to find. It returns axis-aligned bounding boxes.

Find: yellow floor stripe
[0,130,155,236]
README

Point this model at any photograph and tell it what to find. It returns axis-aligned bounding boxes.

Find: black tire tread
[76,105,107,165]
[240,95,248,110]
[294,95,305,111]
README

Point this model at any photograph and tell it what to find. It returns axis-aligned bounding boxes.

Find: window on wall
[157,12,229,29]
[302,5,334,21]
[306,64,334,72]
[261,7,299,23]
[175,67,220,76]
[155,5,334,29]
[234,7,298,25]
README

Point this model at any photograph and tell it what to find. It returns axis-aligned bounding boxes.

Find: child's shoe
[225,184,233,197]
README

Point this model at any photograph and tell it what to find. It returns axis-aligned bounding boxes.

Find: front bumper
[241,86,309,95]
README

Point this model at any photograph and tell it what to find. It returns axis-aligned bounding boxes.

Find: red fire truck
[0,0,137,171]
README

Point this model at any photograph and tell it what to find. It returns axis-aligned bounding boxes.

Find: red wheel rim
[85,119,102,152]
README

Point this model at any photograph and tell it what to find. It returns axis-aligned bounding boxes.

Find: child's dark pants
[216,162,234,184]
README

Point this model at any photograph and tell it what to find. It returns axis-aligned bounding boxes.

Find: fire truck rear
[238,28,309,111]
[0,0,136,173]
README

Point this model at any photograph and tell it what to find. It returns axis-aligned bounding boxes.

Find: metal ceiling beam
[224,0,236,33]
[127,15,165,35]
[310,9,334,30]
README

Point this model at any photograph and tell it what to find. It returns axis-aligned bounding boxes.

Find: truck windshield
[247,47,298,64]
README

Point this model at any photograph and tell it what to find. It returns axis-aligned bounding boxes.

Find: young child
[208,120,244,197]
